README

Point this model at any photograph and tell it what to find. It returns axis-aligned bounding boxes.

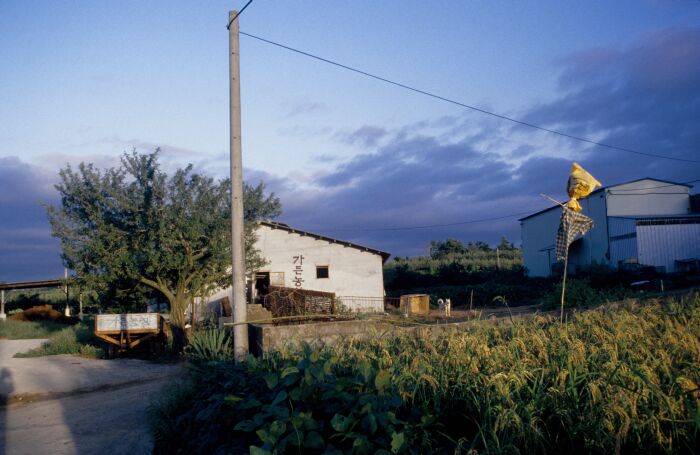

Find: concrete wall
[255,225,385,306]
[248,319,479,355]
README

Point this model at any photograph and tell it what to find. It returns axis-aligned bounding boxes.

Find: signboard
[96,313,160,332]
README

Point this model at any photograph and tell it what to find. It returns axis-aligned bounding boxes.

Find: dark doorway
[254,272,270,304]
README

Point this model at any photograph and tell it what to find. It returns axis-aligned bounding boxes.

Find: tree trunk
[168,292,190,354]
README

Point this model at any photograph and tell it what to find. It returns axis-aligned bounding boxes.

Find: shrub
[185,329,233,362]
[543,278,631,310]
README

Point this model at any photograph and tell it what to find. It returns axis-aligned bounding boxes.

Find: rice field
[151,293,700,454]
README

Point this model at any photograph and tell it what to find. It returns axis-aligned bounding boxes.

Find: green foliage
[185,329,234,362]
[0,319,67,339]
[46,150,281,349]
[14,321,105,358]
[543,278,631,310]
[152,294,700,454]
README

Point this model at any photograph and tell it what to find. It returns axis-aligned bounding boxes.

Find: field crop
[151,293,700,454]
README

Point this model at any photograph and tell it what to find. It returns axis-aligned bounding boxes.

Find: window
[316,266,329,279]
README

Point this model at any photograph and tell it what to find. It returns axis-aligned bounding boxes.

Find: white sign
[96,313,159,332]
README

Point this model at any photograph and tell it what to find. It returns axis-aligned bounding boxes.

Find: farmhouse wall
[255,224,385,310]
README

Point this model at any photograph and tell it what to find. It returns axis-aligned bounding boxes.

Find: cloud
[281,101,325,119]
[334,125,388,148]
[263,27,700,257]
[0,157,63,281]
[522,26,700,181]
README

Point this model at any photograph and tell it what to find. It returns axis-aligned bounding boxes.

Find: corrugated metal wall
[609,217,638,268]
[637,223,700,272]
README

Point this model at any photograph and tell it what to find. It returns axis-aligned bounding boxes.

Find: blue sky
[1,1,699,281]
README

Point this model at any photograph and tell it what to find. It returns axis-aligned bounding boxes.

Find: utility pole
[0,289,6,321]
[229,9,248,362]
[63,268,70,317]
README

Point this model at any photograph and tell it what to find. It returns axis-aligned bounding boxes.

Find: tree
[429,239,466,259]
[497,235,515,251]
[47,150,281,351]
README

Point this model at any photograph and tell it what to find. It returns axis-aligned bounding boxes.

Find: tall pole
[64,268,70,316]
[0,289,6,321]
[560,249,569,323]
[229,9,248,362]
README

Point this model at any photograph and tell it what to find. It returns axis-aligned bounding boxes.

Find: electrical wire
[314,178,699,233]
[227,0,255,30]
[319,210,546,233]
[239,31,700,164]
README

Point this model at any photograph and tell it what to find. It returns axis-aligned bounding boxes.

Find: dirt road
[0,339,182,455]
[1,378,171,455]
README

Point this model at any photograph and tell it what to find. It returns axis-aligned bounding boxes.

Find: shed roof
[519,177,692,222]
[259,221,391,263]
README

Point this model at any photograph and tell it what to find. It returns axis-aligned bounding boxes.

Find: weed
[14,322,105,359]
[0,319,67,340]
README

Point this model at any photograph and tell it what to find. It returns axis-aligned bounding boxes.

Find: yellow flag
[566,163,601,212]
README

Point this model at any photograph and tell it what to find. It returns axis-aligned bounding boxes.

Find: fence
[264,286,336,317]
[261,288,399,317]
[335,296,400,313]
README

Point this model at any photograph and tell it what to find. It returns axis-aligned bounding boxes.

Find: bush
[543,278,631,310]
[152,294,700,454]
[9,304,80,325]
[185,329,233,362]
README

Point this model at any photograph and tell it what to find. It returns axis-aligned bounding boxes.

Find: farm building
[201,221,391,316]
[520,178,700,277]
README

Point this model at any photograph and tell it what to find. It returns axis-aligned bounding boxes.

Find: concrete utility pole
[63,268,70,317]
[1,290,6,321]
[229,9,248,362]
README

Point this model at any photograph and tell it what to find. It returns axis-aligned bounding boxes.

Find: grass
[0,319,68,339]
[14,322,105,359]
[151,292,700,454]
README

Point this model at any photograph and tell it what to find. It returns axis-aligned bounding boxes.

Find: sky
[1,0,699,281]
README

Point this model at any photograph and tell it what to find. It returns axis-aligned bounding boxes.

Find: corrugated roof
[259,221,391,263]
[519,177,692,222]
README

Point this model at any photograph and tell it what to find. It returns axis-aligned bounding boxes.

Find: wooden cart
[95,313,165,357]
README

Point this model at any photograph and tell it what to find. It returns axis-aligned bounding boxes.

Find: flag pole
[560,247,569,323]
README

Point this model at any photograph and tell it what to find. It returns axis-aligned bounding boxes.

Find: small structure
[205,221,391,317]
[400,294,430,316]
[95,313,165,357]
[521,178,700,277]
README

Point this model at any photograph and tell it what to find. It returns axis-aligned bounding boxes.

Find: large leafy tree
[47,150,281,350]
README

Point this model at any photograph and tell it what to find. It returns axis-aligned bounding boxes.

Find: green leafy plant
[185,329,234,362]
[152,293,700,454]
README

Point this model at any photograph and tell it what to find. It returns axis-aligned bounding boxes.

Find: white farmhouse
[520,178,700,277]
[204,221,390,314]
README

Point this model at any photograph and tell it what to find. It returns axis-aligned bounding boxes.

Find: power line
[320,210,545,233]
[240,31,700,164]
[316,178,699,233]
[227,0,255,30]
